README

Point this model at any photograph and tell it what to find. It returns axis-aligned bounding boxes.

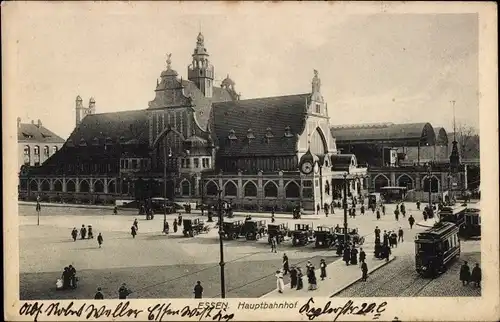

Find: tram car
[439,205,467,230]
[414,221,461,277]
[462,203,481,238]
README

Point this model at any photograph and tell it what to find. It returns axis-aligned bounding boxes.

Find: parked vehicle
[314,226,336,248]
[333,227,364,247]
[267,223,289,244]
[220,220,244,240]
[415,221,460,277]
[182,218,210,237]
[241,220,267,241]
[291,224,314,246]
[461,203,481,238]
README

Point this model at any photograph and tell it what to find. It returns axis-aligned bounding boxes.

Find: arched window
[34,146,40,155]
[423,176,439,193]
[181,181,191,196]
[108,181,116,193]
[285,181,300,198]
[66,180,76,192]
[397,174,414,190]
[374,175,389,192]
[94,180,104,193]
[52,146,58,155]
[80,180,90,193]
[30,180,38,192]
[264,182,278,198]
[23,146,31,165]
[43,146,49,156]
[53,180,63,192]
[310,128,328,156]
[244,181,258,197]
[41,180,50,191]
[224,181,237,196]
[206,181,219,196]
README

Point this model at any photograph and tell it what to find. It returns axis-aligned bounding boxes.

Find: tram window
[416,243,434,253]
[443,240,450,251]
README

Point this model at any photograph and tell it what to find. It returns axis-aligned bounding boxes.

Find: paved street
[19,202,476,299]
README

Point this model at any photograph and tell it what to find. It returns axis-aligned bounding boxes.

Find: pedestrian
[374,226,381,240]
[383,231,389,246]
[343,245,351,266]
[376,209,381,220]
[408,215,415,229]
[131,225,137,238]
[88,225,93,239]
[361,262,368,281]
[423,209,428,221]
[80,225,87,239]
[113,206,118,215]
[271,213,275,223]
[316,204,320,215]
[276,270,285,293]
[194,281,203,299]
[350,247,358,265]
[283,254,289,275]
[416,200,421,210]
[401,203,406,217]
[460,261,471,285]
[374,242,382,259]
[271,236,277,253]
[471,263,481,288]
[296,267,304,290]
[320,259,327,281]
[398,227,404,242]
[97,233,103,248]
[382,244,391,262]
[359,248,366,263]
[394,208,400,221]
[306,260,312,271]
[361,205,365,215]
[290,266,298,289]
[382,204,386,215]
[173,220,178,233]
[163,221,169,234]
[178,213,183,226]
[71,228,78,241]
[68,265,77,289]
[62,267,71,289]
[133,218,139,231]
[118,283,132,299]
[307,267,317,290]
[390,231,398,248]
[352,207,356,218]
[94,287,104,299]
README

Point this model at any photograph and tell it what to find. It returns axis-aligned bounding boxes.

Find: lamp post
[36,194,41,226]
[342,172,348,245]
[163,144,172,225]
[427,164,433,218]
[217,189,226,298]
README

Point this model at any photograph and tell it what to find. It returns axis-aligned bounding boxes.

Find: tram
[415,221,461,277]
[380,186,407,203]
[462,202,481,238]
[439,205,467,228]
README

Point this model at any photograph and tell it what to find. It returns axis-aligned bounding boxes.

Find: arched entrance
[373,174,389,192]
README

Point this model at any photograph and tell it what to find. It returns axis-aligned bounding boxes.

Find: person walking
[394,208,400,221]
[282,254,289,275]
[416,200,421,210]
[276,270,285,293]
[350,247,358,265]
[68,265,77,289]
[361,262,368,281]
[173,220,178,233]
[398,227,404,242]
[361,204,365,215]
[343,245,351,266]
[307,267,317,291]
[382,204,386,216]
[382,244,391,262]
[320,259,327,281]
[271,213,275,223]
[376,209,381,220]
[408,215,415,229]
[271,236,277,253]
[374,226,381,240]
[113,206,118,215]
[71,228,78,241]
[471,263,481,288]
[290,266,298,289]
[131,225,137,238]
[359,248,366,263]
[118,283,132,299]
[194,281,203,299]
[296,267,304,290]
[400,203,406,217]
[460,261,471,286]
[383,231,389,247]
[133,218,139,231]
[80,225,87,240]
[97,233,103,248]
[94,287,104,299]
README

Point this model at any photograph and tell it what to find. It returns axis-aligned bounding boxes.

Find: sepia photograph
[3,1,498,321]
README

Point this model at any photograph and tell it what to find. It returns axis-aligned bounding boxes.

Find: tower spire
[451,100,456,142]
[449,100,460,173]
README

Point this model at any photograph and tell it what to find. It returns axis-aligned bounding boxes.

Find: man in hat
[359,247,366,264]
[94,287,104,299]
[361,262,368,281]
[290,266,298,289]
[282,254,289,275]
[118,283,132,299]
[320,259,327,281]
[97,233,103,248]
[194,281,203,299]
[408,215,415,229]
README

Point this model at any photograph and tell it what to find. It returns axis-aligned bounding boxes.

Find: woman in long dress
[296,268,304,290]
[275,270,284,293]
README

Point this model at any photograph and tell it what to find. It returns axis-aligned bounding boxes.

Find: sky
[5,2,479,140]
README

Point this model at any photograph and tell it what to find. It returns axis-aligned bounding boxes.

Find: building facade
[17,118,65,171]
[19,32,367,211]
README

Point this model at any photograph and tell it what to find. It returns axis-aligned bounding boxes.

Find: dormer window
[246,129,255,140]
[228,129,237,140]
[79,138,87,146]
[92,137,100,146]
[22,132,33,139]
[284,126,293,138]
[265,127,274,143]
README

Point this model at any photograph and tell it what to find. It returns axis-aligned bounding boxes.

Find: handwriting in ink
[299,297,387,321]
[147,303,234,322]
[19,302,44,322]
[84,301,143,319]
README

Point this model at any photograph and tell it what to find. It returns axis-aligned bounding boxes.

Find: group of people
[275,258,321,293]
[71,225,104,247]
[92,283,134,300]
[373,227,393,261]
[162,214,184,234]
[459,261,482,288]
[57,265,77,290]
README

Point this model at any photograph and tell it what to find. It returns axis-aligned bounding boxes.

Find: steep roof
[18,123,65,144]
[331,122,436,146]
[180,80,234,130]
[66,110,149,146]
[211,93,310,157]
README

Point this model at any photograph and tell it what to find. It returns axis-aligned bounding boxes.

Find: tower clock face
[301,161,313,174]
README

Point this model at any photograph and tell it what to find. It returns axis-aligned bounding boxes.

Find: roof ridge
[213,92,310,105]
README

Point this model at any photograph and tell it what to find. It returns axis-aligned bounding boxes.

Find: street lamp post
[36,194,41,226]
[163,143,168,225]
[342,172,348,245]
[427,164,433,218]
[217,189,226,298]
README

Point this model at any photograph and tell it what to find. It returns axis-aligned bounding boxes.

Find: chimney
[17,117,21,128]
[37,119,42,128]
